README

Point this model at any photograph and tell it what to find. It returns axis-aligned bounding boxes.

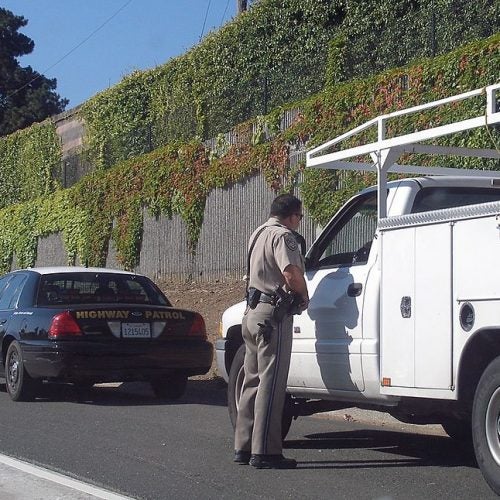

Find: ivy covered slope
[0,34,498,274]
[79,0,343,170]
[79,0,498,171]
[0,0,497,206]
[0,121,61,210]
[302,34,500,225]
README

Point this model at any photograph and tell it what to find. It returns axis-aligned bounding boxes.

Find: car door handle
[347,283,363,297]
[0,319,6,325]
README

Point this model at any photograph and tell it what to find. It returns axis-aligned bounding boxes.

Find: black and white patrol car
[0,267,213,401]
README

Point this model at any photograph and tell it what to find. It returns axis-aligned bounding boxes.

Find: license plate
[121,323,151,338]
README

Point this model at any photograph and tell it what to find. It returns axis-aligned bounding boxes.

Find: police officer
[234,194,309,469]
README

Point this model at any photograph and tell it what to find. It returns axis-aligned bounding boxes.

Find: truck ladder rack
[306,83,500,219]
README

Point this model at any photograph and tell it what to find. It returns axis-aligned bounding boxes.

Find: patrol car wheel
[5,341,37,401]
[228,344,293,440]
[472,355,500,495]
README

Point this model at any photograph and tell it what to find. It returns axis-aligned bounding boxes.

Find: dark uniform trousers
[234,302,293,455]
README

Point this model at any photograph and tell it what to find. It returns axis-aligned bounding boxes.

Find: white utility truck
[216,83,500,493]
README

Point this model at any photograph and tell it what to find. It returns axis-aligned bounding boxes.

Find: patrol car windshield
[37,273,170,306]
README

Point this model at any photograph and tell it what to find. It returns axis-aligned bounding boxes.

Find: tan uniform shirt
[248,216,304,295]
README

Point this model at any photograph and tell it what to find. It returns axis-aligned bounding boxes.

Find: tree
[0,7,68,136]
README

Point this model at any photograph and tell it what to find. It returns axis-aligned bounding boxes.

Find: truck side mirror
[304,256,311,270]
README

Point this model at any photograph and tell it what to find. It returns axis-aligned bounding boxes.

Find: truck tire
[472,355,500,495]
[227,344,293,440]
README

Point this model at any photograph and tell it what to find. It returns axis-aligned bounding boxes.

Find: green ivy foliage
[0,34,498,274]
[2,0,497,189]
[0,121,61,209]
[0,189,88,270]
[78,0,498,171]
[325,35,347,89]
[78,0,343,170]
[341,0,499,79]
[299,35,500,223]
[80,71,155,171]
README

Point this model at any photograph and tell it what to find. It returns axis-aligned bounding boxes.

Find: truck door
[288,191,378,392]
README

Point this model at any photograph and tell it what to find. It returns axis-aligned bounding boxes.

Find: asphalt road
[0,379,495,500]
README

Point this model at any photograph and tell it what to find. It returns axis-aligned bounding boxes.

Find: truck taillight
[48,311,83,339]
[188,313,206,339]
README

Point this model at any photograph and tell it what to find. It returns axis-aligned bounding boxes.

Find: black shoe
[234,450,251,464]
[249,454,297,469]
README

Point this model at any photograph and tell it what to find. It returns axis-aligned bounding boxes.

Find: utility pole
[237,0,247,13]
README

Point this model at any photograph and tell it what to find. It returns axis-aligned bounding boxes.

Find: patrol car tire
[150,374,187,400]
[5,341,37,402]
[472,355,500,495]
[228,344,293,440]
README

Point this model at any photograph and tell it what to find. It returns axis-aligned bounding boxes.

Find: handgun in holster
[246,287,261,309]
[272,286,303,322]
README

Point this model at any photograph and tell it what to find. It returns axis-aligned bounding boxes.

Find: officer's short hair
[270,194,302,218]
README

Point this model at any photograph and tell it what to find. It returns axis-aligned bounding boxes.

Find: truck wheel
[5,341,38,401]
[441,417,472,442]
[150,374,187,400]
[227,344,293,440]
[472,355,500,495]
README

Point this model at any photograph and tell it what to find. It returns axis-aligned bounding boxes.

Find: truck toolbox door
[381,221,453,394]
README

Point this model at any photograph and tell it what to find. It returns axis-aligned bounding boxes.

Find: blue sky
[2,0,237,110]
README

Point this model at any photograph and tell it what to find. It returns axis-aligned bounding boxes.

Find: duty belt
[259,292,277,305]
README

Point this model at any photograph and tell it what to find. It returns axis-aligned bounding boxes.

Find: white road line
[0,453,133,500]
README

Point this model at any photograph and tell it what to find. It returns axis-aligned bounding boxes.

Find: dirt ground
[159,280,246,378]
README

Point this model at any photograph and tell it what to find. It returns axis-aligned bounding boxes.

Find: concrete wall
[53,107,93,188]
[29,108,316,282]
[32,173,317,282]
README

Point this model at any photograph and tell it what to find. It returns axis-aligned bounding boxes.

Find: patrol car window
[0,276,12,299]
[0,274,27,310]
[309,192,378,269]
[412,187,500,213]
[37,273,170,306]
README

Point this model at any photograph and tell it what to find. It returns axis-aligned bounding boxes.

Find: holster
[246,287,261,309]
[272,287,302,322]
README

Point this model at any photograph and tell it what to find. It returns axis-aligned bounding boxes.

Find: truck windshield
[309,191,378,269]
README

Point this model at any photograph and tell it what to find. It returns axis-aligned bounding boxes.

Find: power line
[199,0,212,42]
[7,0,134,101]
[220,0,230,26]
